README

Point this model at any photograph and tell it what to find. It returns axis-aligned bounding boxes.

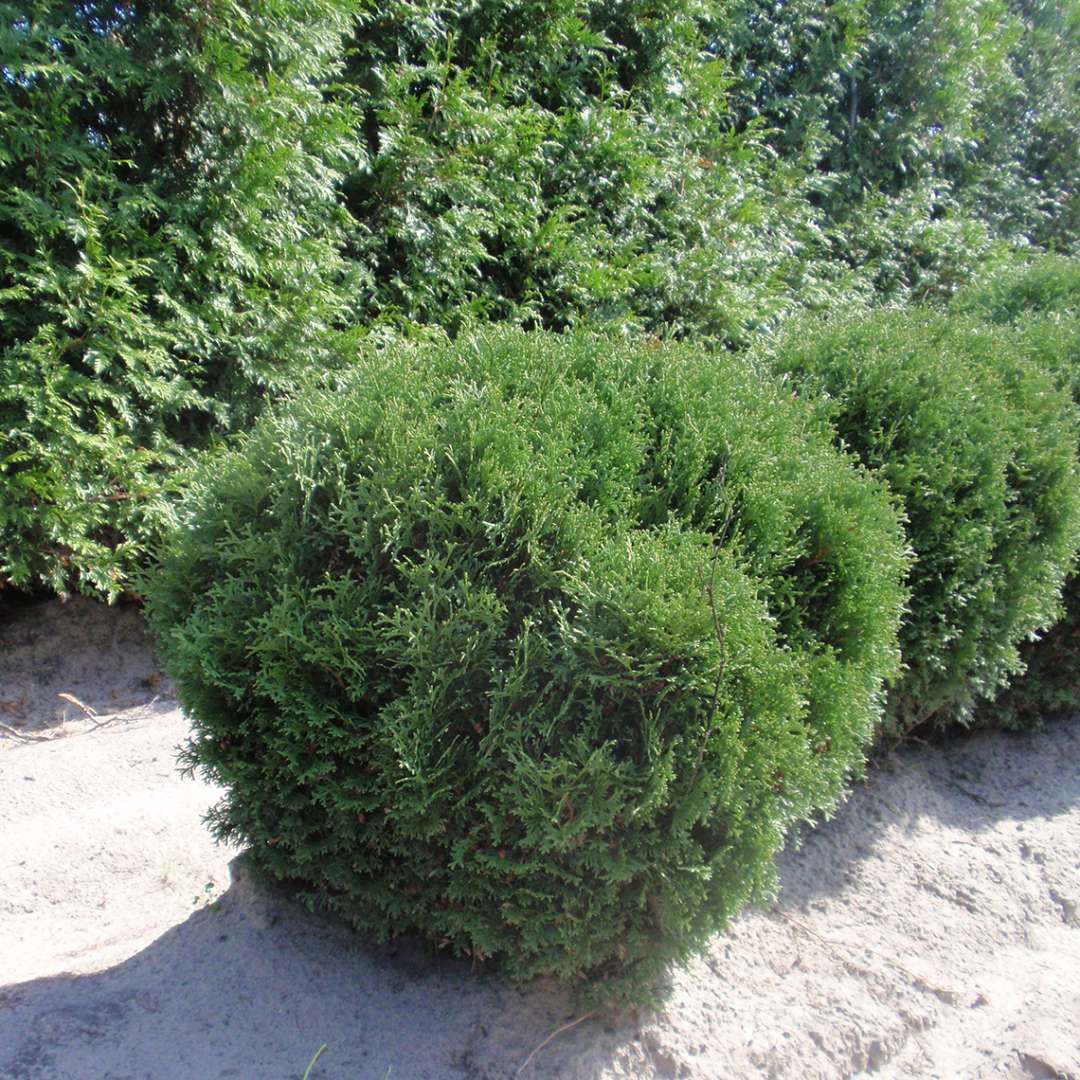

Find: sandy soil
[1,596,1078,1080]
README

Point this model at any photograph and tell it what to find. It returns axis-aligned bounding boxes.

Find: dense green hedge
[144,329,907,1003]
[5,2,1079,600]
[766,308,1080,732]
[953,256,1080,325]
[0,1,355,598]
[340,0,820,344]
[340,0,1080,334]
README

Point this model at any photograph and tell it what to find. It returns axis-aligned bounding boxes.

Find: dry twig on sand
[0,721,55,743]
[515,1011,598,1076]
[0,692,148,744]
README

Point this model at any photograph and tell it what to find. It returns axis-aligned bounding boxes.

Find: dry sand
[1,595,1078,1079]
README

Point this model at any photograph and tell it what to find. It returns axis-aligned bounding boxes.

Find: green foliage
[144,328,906,1003]
[959,1,1080,251]
[708,0,1080,297]
[0,1,356,598]
[953,257,1080,725]
[987,581,1080,728]
[338,0,1078,334]
[339,1,833,343]
[952,255,1080,324]
[827,187,997,306]
[6,1,1079,603]
[766,309,1080,732]
[711,0,1016,302]
[715,0,1012,202]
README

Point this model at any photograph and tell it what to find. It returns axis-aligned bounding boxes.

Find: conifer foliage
[953,257,1080,725]
[340,0,811,343]
[144,329,908,1002]
[0,1,355,597]
[5,0,1080,1011]
[767,308,1080,731]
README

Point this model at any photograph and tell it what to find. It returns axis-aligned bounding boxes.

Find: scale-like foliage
[0,1,355,598]
[954,257,1080,725]
[340,0,823,344]
[144,329,906,1003]
[958,1,1080,252]
[952,255,1080,325]
[338,0,1072,335]
[767,308,1080,731]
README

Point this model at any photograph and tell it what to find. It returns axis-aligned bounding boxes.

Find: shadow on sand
[0,854,640,1080]
[0,596,171,734]
[5,716,1078,1079]
[772,714,1080,911]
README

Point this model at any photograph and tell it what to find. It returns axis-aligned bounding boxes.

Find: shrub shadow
[771,714,1080,911]
[0,595,171,734]
[3,719,1077,1078]
[0,856,642,1080]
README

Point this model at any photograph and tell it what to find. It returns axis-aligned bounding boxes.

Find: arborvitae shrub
[144,329,906,1004]
[953,257,1080,725]
[952,256,1080,325]
[766,309,1080,732]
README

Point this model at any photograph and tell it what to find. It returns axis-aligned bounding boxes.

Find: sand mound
[2,597,1077,1079]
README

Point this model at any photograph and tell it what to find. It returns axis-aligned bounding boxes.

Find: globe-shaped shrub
[951,258,1080,726]
[767,310,1080,732]
[951,256,1080,325]
[145,329,907,1003]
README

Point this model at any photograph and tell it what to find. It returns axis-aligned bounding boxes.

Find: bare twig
[0,721,55,743]
[86,713,125,731]
[57,692,130,730]
[0,691,147,744]
[57,692,98,719]
[515,1011,597,1077]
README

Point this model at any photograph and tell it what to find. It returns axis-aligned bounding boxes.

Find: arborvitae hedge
[5,3,1079,603]
[0,1,355,598]
[340,0,1080,333]
[144,329,907,1003]
[340,0,818,345]
[766,308,1080,732]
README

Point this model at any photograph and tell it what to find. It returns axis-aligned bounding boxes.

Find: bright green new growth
[144,329,907,1003]
[767,308,1080,732]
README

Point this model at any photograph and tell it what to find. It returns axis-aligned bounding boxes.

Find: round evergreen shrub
[766,309,1080,732]
[144,328,906,1003]
[951,256,1080,325]
[952,257,1080,726]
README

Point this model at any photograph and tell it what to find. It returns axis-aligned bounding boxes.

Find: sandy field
[1,595,1078,1079]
